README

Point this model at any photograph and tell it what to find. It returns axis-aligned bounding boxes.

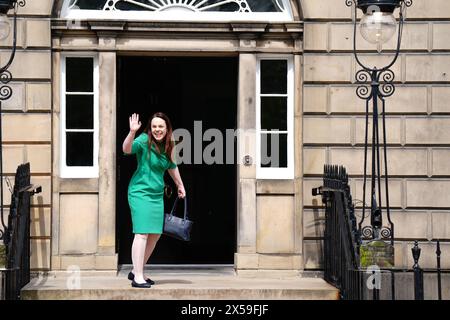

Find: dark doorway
[116,56,238,264]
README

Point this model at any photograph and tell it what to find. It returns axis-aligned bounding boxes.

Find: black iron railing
[312,165,362,300]
[313,165,447,300]
[1,163,41,300]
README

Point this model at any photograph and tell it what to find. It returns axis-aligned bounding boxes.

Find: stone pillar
[97,36,118,269]
[235,51,258,270]
[51,41,61,270]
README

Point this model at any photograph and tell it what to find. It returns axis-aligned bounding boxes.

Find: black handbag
[163,196,193,241]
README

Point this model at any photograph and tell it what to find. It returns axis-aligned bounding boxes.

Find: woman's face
[150,117,167,142]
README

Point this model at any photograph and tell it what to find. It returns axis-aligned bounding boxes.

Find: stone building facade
[1,0,449,274]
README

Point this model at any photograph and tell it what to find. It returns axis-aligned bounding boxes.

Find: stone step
[21,268,339,300]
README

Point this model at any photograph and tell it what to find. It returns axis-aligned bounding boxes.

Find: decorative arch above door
[57,0,295,21]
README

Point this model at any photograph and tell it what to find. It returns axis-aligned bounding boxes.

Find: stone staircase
[21,266,339,300]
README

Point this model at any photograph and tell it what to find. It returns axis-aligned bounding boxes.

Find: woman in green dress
[123,112,186,288]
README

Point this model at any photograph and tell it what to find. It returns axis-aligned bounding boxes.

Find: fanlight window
[61,0,293,21]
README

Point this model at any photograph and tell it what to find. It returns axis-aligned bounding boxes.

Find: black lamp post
[0,0,26,243]
[345,0,412,242]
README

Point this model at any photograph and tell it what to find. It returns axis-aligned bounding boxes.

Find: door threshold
[119,264,234,271]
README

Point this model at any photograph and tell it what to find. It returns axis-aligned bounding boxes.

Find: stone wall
[2,0,52,270]
[301,0,450,270]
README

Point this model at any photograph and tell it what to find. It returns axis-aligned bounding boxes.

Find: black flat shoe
[128,272,155,285]
[131,280,152,288]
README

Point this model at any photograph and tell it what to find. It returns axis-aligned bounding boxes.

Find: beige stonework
[234,253,259,269]
[2,176,50,212]
[30,207,51,238]
[433,23,450,50]
[405,55,450,83]
[256,180,295,194]
[59,194,99,255]
[329,86,428,114]
[26,145,52,174]
[2,145,25,174]
[60,255,96,270]
[30,239,51,270]
[237,179,257,252]
[302,209,325,238]
[406,180,450,208]
[431,87,450,113]
[30,177,51,206]
[98,51,117,257]
[407,0,450,19]
[19,0,53,16]
[257,195,295,253]
[258,254,300,270]
[353,178,403,208]
[1,83,25,111]
[303,240,323,269]
[2,51,51,79]
[329,148,428,176]
[26,83,52,111]
[304,23,328,51]
[431,149,450,176]
[300,0,350,20]
[389,211,430,240]
[2,114,51,142]
[25,19,51,48]
[303,86,327,114]
[303,147,327,175]
[303,117,352,144]
[303,178,324,207]
[95,254,119,270]
[431,211,450,240]
[355,117,402,145]
[329,23,428,52]
[405,118,450,145]
[304,55,352,82]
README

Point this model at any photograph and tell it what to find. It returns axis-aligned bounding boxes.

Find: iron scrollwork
[378,69,396,98]
[361,225,392,240]
[355,68,396,100]
[345,0,356,7]
[404,0,413,7]
[0,71,13,101]
[347,0,413,8]
[355,69,372,100]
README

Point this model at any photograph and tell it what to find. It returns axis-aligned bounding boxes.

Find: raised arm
[122,113,142,154]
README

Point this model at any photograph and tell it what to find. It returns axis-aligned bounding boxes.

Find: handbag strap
[170,196,188,220]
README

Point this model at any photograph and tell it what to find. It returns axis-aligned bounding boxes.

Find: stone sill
[51,19,303,35]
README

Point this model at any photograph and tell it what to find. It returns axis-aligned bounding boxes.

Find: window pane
[248,0,285,12]
[66,132,94,166]
[66,57,93,92]
[261,97,287,131]
[261,60,287,94]
[71,0,106,10]
[71,0,285,12]
[261,133,287,168]
[66,95,94,129]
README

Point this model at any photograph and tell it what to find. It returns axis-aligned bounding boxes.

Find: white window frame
[61,0,293,22]
[256,55,294,180]
[60,53,99,178]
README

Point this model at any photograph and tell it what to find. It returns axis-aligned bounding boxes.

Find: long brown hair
[144,112,174,163]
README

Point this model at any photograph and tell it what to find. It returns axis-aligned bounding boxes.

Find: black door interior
[116,56,238,264]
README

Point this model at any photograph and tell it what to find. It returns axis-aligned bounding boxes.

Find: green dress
[126,133,177,234]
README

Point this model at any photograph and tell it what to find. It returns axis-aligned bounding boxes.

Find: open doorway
[116,56,238,264]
